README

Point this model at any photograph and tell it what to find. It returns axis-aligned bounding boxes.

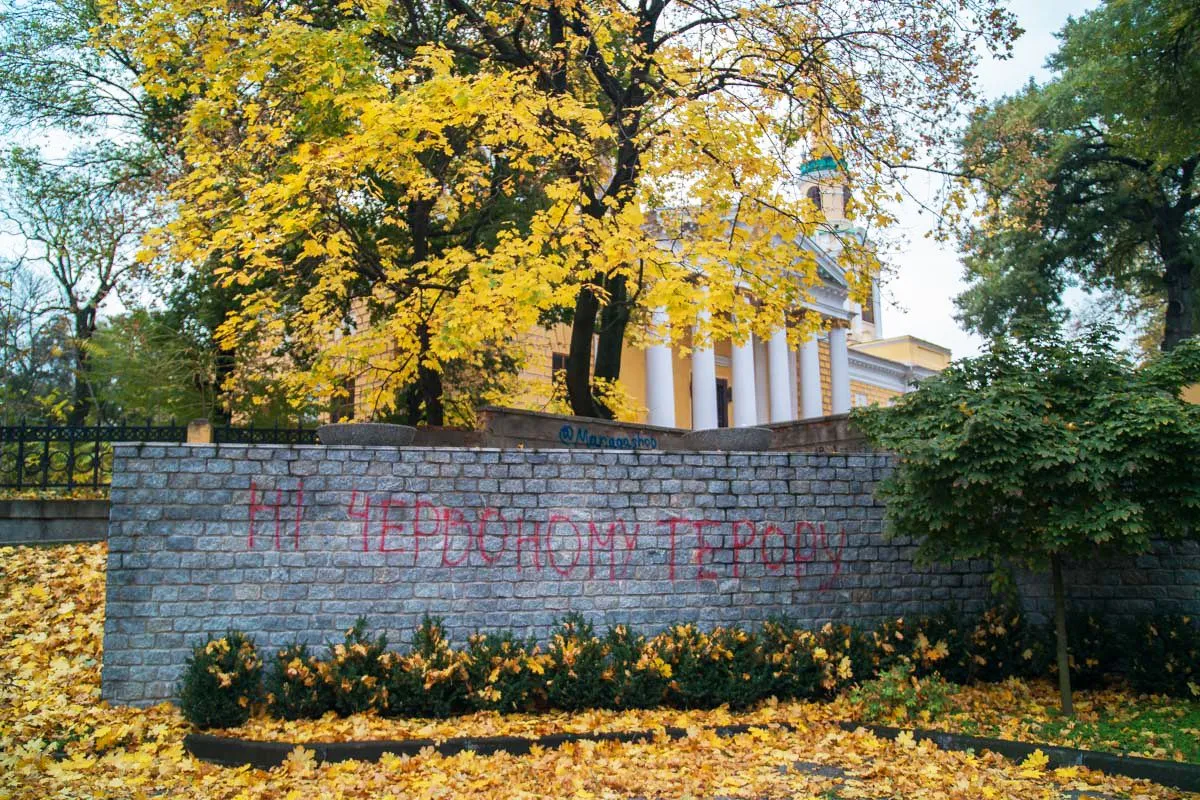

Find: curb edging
[184,722,791,770]
[840,722,1200,793]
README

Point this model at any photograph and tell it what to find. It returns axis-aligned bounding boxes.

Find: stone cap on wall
[478,406,872,453]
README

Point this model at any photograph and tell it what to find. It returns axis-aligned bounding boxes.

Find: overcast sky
[880,0,1101,357]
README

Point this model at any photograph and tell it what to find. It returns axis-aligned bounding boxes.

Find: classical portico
[644,308,853,430]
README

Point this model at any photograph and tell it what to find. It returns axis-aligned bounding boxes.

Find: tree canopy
[853,322,1200,711]
[0,149,153,424]
[104,0,1018,420]
[954,0,1200,350]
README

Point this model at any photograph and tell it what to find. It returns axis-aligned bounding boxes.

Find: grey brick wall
[101,443,1200,705]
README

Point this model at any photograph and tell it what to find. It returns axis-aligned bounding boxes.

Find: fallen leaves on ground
[225,697,836,743]
[892,678,1200,763]
[1,542,1196,799]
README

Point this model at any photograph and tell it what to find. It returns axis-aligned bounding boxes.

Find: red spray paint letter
[379,496,407,553]
[731,520,757,578]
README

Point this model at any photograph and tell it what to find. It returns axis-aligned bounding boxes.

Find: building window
[806,186,822,211]
[852,392,869,408]
[551,351,568,377]
[842,185,852,216]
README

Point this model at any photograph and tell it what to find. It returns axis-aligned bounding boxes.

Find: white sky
[880,0,1101,357]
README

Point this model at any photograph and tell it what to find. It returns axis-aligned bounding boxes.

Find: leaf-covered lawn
[922,681,1200,764]
[2,542,1196,799]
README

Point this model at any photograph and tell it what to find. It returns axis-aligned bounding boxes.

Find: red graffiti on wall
[247,479,304,550]
[244,483,847,589]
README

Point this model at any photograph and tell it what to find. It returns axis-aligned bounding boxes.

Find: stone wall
[476,406,871,452]
[101,443,1200,705]
[765,414,870,452]
[0,499,109,545]
[475,406,691,450]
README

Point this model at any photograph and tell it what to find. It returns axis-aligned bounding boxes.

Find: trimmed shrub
[1128,615,1200,698]
[386,617,471,717]
[326,618,390,716]
[264,643,334,720]
[906,610,968,681]
[604,624,669,710]
[178,631,263,729]
[1062,613,1119,688]
[545,614,611,711]
[814,622,873,694]
[464,632,547,713]
[183,608,1197,723]
[654,624,770,710]
[758,618,822,701]
[963,607,1047,683]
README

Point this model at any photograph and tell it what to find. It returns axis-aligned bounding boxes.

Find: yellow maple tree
[102,0,1019,420]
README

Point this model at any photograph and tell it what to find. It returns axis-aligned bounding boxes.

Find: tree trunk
[417,322,444,426]
[1051,553,1074,717]
[591,274,630,417]
[68,306,97,425]
[408,198,444,426]
[587,138,643,409]
[1157,215,1196,351]
[565,280,602,418]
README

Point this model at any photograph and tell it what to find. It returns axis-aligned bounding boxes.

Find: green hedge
[178,610,1200,729]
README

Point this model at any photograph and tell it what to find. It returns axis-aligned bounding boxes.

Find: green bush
[264,643,333,720]
[1128,615,1200,698]
[907,610,970,681]
[654,624,770,710]
[1061,613,1119,689]
[463,631,546,713]
[814,622,874,695]
[545,614,611,711]
[386,617,471,717]
[758,618,822,701]
[177,631,263,729]
[604,624,669,710]
[851,663,954,724]
[183,609,1198,723]
[873,614,964,679]
[326,618,390,716]
[963,607,1047,683]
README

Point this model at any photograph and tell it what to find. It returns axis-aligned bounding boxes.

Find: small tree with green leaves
[852,323,1200,714]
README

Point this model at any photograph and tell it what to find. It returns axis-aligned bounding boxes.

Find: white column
[768,325,792,422]
[799,333,822,418]
[850,300,863,337]
[748,335,768,424]
[787,346,799,419]
[872,281,884,338]
[730,334,757,427]
[645,307,676,427]
[830,325,851,415]
[753,335,770,424]
[691,313,719,430]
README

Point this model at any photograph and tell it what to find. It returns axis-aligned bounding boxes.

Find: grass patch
[1024,702,1200,763]
[924,679,1200,763]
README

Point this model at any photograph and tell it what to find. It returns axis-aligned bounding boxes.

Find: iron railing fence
[0,419,318,490]
[213,421,318,446]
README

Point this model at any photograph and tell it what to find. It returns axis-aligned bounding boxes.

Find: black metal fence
[0,420,318,491]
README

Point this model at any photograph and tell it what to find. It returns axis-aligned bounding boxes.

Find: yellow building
[515,156,951,429]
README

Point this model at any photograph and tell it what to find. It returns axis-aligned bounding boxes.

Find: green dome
[798,155,842,176]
